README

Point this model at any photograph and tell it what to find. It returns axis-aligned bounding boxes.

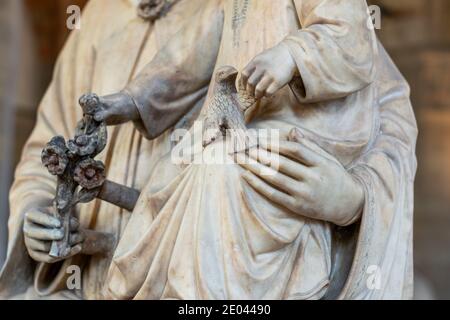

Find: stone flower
[41,136,69,176]
[73,159,106,190]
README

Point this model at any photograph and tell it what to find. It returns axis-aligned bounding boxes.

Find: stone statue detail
[41,94,107,258]
[202,66,256,151]
[41,65,255,259]
[0,0,417,300]
[41,94,139,258]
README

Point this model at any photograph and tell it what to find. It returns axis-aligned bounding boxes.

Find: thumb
[93,96,112,122]
[94,110,108,122]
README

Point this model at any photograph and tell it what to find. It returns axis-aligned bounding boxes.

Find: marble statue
[0,0,418,300]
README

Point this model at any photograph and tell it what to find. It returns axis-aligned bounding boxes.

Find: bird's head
[215,66,239,86]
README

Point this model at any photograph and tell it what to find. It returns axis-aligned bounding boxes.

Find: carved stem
[50,175,77,258]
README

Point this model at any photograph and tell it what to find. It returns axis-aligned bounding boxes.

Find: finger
[242,172,295,207]
[236,153,298,195]
[29,250,58,264]
[25,238,52,253]
[94,96,109,122]
[288,128,338,164]
[246,69,265,97]
[69,232,85,246]
[246,81,256,98]
[255,75,273,99]
[259,139,323,167]
[240,63,255,89]
[24,223,64,241]
[94,111,107,122]
[26,210,61,228]
[266,81,282,97]
[31,243,82,263]
[247,147,311,181]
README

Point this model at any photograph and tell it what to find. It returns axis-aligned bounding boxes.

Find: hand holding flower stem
[40,94,139,259]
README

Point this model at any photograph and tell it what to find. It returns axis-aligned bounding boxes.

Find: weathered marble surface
[0,0,417,300]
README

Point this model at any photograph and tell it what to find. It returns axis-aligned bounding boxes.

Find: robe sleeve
[125,0,224,140]
[283,0,378,103]
[333,44,418,300]
[0,1,100,298]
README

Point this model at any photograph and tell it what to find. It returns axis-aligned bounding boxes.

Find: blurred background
[0,0,449,299]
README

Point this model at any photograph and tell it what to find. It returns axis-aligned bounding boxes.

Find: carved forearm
[97,179,140,212]
[81,229,116,256]
[78,180,139,256]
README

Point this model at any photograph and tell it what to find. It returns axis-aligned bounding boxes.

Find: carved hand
[240,42,297,99]
[23,206,115,263]
[237,128,365,227]
[23,206,83,263]
[93,91,140,126]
